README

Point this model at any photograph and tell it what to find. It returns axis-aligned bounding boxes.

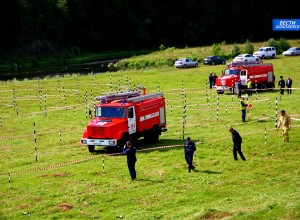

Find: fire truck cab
[80,89,167,152]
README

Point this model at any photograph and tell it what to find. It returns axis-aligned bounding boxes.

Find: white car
[232,54,260,63]
[253,47,276,59]
[282,47,300,56]
[174,58,198,68]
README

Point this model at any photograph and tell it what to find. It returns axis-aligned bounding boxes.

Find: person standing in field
[184,137,196,172]
[286,77,293,94]
[237,80,242,98]
[278,75,285,95]
[247,79,253,97]
[276,110,292,142]
[240,96,248,122]
[209,73,214,89]
[123,141,137,180]
[229,127,246,161]
[212,73,218,86]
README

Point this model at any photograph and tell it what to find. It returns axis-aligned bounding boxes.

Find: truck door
[267,72,273,82]
[128,106,136,134]
[240,70,248,86]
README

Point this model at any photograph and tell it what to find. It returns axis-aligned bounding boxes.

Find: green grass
[0,54,300,220]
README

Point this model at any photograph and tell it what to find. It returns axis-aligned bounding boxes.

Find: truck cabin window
[96,107,126,118]
[128,107,134,118]
[225,69,239,75]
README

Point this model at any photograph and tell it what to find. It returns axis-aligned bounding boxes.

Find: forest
[1,0,300,56]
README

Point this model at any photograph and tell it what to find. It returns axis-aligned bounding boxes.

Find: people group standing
[278,75,285,95]
[276,110,292,142]
[123,141,137,180]
[184,137,196,172]
[229,127,246,161]
[286,77,293,94]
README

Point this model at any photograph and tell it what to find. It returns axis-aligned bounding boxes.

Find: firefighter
[276,110,292,142]
[184,137,196,172]
[229,127,246,161]
[123,141,137,180]
[247,79,253,97]
[240,96,248,122]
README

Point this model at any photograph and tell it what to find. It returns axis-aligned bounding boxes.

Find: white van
[253,47,276,59]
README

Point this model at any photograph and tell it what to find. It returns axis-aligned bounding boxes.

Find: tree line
[0,0,299,55]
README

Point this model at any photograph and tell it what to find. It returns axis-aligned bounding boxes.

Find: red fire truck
[80,88,167,152]
[214,62,275,94]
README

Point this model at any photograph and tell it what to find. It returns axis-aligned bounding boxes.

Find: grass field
[0,54,300,219]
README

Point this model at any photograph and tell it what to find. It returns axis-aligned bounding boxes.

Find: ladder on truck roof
[230,62,272,68]
[94,91,140,102]
[127,92,164,103]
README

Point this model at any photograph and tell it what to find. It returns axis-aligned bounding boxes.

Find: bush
[231,43,241,58]
[244,40,254,54]
[159,44,167,51]
[266,38,279,51]
[212,43,221,56]
[277,38,291,53]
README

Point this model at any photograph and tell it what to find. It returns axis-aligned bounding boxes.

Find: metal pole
[34,122,37,162]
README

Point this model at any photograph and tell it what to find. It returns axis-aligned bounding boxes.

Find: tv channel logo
[273,19,300,31]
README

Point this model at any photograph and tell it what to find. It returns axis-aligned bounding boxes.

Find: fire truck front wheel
[118,134,130,148]
[88,145,95,153]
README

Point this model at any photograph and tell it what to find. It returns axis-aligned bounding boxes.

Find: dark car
[203,56,226,65]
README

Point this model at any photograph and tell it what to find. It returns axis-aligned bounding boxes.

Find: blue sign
[273,19,300,31]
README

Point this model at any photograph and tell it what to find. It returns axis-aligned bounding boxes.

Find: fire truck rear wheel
[261,84,267,90]
[88,145,95,153]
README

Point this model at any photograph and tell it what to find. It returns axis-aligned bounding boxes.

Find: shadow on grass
[201,169,222,174]
[89,138,184,156]
[135,178,164,183]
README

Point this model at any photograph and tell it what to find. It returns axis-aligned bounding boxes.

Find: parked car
[233,54,260,63]
[174,58,198,68]
[203,56,226,65]
[282,47,300,56]
[253,47,276,59]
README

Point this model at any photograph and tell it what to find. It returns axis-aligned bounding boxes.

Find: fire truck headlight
[81,139,87,145]
[109,140,116,145]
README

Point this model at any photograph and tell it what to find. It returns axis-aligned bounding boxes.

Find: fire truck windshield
[96,107,126,118]
[225,69,239,75]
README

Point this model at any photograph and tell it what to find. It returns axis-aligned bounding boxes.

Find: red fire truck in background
[214,62,275,94]
[81,88,167,152]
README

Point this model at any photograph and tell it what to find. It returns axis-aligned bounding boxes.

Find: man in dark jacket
[286,77,293,94]
[278,76,285,95]
[184,137,196,172]
[229,127,246,161]
[123,141,137,180]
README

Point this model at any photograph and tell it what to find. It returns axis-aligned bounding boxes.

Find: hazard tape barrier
[2,124,299,177]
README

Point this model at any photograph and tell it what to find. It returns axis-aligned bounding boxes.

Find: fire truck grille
[89,126,105,137]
